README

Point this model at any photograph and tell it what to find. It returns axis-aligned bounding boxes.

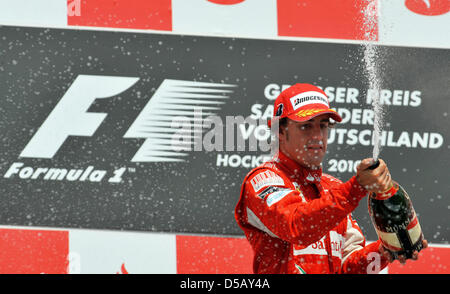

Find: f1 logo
[20,75,139,158]
[19,75,235,162]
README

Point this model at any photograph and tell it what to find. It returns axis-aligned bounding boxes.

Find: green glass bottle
[367,161,425,259]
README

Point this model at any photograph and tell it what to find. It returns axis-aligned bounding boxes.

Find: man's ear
[278,125,287,143]
[277,118,289,143]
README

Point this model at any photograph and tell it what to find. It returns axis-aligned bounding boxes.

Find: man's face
[279,114,331,170]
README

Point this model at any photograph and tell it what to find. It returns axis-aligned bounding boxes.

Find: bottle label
[376,228,403,251]
[375,215,422,252]
[407,217,423,245]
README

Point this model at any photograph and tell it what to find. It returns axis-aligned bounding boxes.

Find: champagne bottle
[367,160,425,259]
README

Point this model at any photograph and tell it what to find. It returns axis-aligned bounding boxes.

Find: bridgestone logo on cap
[290,91,329,110]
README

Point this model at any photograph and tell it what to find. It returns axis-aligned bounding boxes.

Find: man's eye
[320,123,329,129]
[300,124,311,130]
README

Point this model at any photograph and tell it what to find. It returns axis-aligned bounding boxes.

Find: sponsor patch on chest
[250,170,284,192]
[266,189,292,207]
[257,186,283,199]
[293,231,344,259]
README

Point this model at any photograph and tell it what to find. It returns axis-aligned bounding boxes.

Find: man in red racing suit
[234,83,421,274]
[235,150,388,274]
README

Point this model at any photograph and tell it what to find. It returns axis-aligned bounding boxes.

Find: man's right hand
[356,158,392,194]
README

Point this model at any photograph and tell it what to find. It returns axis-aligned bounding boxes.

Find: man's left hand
[379,239,428,264]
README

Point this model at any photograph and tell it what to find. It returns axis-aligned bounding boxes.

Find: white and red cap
[268,83,342,127]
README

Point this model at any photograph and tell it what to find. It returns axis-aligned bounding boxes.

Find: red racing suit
[235,151,388,274]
